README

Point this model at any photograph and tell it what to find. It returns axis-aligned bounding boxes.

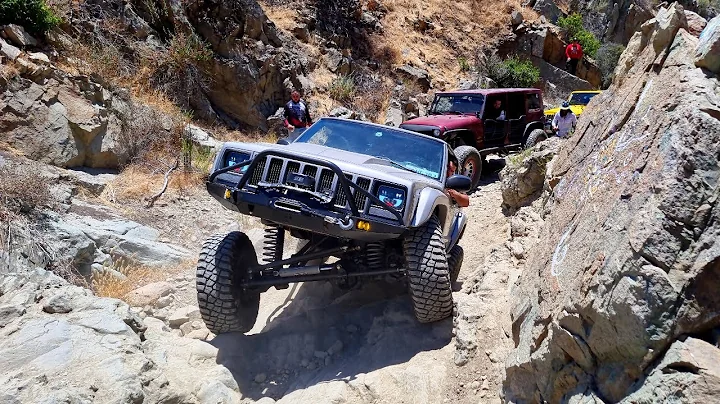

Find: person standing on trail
[565,38,583,75]
[552,101,577,138]
[284,90,312,139]
[446,159,470,207]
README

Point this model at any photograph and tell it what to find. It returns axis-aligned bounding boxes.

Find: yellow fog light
[224,189,231,199]
[357,221,371,231]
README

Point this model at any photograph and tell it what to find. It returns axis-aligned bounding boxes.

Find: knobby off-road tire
[448,244,464,283]
[454,145,482,190]
[403,215,453,323]
[196,232,260,334]
[524,129,547,149]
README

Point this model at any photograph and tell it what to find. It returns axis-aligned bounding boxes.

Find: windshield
[429,94,485,115]
[569,92,598,106]
[294,119,446,180]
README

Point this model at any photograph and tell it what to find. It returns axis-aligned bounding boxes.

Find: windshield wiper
[372,157,421,174]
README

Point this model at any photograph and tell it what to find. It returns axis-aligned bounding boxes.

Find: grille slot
[318,169,335,193]
[303,165,318,178]
[267,158,284,183]
[249,158,266,186]
[353,177,372,210]
[334,174,353,207]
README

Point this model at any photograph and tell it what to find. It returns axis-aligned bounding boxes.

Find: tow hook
[324,215,355,230]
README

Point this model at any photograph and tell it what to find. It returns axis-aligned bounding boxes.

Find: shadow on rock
[211,280,452,401]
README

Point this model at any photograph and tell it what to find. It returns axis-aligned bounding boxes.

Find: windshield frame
[568,92,598,106]
[293,118,448,181]
[429,93,485,116]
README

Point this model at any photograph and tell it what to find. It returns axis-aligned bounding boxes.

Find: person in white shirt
[552,101,577,138]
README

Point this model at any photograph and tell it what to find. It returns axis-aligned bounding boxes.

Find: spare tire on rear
[196,232,260,334]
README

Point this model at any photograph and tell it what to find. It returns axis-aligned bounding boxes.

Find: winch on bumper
[206,150,409,241]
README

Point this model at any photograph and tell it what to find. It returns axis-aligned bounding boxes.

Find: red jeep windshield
[429,94,485,115]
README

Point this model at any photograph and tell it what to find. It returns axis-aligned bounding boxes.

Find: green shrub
[328,75,356,102]
[458,56,471,72]
[558,13,601,58]
[596,43,625,88]
[0,0,60,35]
[477,54,540,89]
[557,13,584,38]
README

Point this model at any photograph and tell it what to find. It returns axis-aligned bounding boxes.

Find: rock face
[573,0,655,44]
[0,63,171,169]
[503,2,720,402]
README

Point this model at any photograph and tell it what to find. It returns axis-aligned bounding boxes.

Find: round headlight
[433,129,441,137]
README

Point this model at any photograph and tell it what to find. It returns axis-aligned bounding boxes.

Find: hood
[544,105,586,117]
[222,141,442,186]
[400,114,480,130]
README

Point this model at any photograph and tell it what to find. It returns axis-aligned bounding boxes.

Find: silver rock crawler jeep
[197,117,470,334]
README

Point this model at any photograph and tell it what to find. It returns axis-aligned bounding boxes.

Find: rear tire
[196,232,260,334]
[403,215,453,323]
[448,245,464,283]
[524,129,547,149]
[454,145,482,190]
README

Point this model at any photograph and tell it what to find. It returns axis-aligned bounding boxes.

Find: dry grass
[92,258,191,300]
[101,165,207,204]
[257,3,298,32]
[0,62,20,84]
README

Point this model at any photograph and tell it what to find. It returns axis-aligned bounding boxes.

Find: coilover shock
[365,242,385,270]
[262,223,285,263]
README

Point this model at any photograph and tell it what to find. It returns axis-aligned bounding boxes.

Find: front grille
[243,155,376,214]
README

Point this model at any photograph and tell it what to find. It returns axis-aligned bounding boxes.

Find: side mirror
[445,174,472,192]
[276,137,291,145]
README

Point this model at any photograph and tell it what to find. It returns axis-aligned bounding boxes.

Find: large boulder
[685,10,708,37]
[499,138,561,210]
[503,2,720,402]
[695,15,720,73]
[571,0,655,44]
[1,69,133,169]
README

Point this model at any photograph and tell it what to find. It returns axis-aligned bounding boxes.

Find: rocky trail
[1,154,529,403]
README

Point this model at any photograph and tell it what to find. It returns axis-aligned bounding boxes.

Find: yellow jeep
[544,90,602,121]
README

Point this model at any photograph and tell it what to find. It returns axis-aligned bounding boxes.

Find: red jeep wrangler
[399,88,546,189]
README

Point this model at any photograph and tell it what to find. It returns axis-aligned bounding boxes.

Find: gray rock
[0,37,21,61]
[2,24,37,47]
[292,23,310,42]
[499,138,561,209]
[27,52,49,64]
[384,99,403,127]
[185,124,221,150]
[185,328,210,340]
[168,306,200,328]
[0,305,26,327]
[695,15,720,73]
[256,398,276,404]
[125,282,175,307]
[395,65,431,91]
[43,292,76,314]
[452,294,484,366]
[511,10,524,26]
[685,10,707,37]
[532,0,562,23]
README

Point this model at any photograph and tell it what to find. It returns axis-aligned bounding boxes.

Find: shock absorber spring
[366,242,385,269]
[262,224,285,264]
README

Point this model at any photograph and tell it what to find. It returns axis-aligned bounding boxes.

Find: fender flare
[411,187,452,236]
[447,211,468,251]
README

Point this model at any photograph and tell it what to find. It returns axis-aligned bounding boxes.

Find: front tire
[403,215,453,323]
[448,245,464,283]
[524,129,547,149]
[196,232,261,334]
[454,145,482,190]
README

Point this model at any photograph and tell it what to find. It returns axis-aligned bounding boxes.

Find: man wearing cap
[551,101,577,138]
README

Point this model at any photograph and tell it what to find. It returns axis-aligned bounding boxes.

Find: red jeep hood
[401,114,479,130]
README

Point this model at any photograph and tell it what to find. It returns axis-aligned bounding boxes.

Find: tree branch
[145,159,179,208]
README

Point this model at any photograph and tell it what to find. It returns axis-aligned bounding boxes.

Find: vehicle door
[507,91,528,144]
[482,94,508,147]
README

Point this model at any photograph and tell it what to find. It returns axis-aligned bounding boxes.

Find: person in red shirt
[565,38,584,75]
[283,90,312,139]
